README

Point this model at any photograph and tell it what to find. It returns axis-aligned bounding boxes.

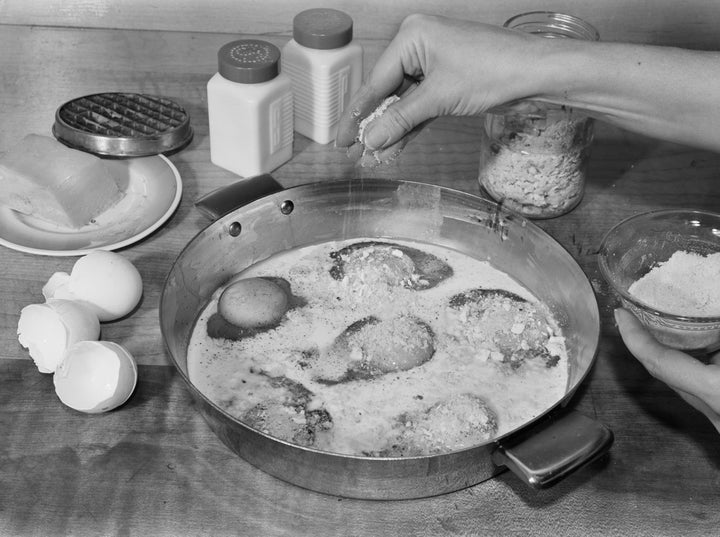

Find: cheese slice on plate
[0,134,123,228]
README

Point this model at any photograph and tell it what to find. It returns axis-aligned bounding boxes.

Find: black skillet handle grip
[194,174,285,221]
[491,409,614,489]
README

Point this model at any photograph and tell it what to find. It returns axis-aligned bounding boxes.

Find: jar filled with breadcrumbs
[479,12,600,219]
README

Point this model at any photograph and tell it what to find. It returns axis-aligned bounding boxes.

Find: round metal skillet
[160,177,612,499]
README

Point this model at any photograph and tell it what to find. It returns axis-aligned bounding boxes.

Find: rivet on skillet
[228,221,242,237]
[280,200,294,215]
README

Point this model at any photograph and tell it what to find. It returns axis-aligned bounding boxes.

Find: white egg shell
[17,299,101,374]
[41,271,71,300]
[43,250,143,322]
[54,340,138,413]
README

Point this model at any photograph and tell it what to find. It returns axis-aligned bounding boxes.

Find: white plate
[0,155,182,256]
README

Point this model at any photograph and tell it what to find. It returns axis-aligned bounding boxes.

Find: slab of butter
[0,134,123,228]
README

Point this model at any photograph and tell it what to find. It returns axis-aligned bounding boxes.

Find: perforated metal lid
[52,92,193,157]
[217,39,281,84]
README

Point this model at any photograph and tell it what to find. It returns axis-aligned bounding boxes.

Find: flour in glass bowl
[629,251,720,317]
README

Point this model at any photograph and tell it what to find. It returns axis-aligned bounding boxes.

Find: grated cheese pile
[629,251,720,317]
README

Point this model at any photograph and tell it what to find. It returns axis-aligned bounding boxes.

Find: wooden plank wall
[1,0,720,48]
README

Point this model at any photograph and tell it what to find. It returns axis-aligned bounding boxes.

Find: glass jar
[478,12,600,219]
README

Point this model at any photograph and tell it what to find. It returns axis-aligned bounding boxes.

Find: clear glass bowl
[598,209,720,356]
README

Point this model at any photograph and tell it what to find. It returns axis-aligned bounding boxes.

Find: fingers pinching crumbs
[354,95,402,167]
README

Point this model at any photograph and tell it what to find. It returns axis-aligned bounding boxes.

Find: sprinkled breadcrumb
[356,95,401,166]
[479,107,592,218]
[188,239,570,456]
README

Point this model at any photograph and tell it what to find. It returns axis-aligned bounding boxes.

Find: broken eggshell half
[53,340,138,413]
[17,298,101,373]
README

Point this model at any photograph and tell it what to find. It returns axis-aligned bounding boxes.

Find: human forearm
[337,14,720,154]
[533,40,720,151]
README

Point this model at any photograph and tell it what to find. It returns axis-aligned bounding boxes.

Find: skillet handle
[491,410,613,489]
[194,174,285,221]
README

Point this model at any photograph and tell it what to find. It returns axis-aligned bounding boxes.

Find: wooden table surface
[1,8,719,537]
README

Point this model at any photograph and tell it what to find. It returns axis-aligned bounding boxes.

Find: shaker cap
[218,39,281,84]
[293,8,353,50]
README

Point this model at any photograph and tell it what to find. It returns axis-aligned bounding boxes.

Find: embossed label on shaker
[269,93,293,153]
[335,66,350,118]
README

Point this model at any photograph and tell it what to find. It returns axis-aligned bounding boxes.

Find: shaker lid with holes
[217,39,281,84]
[52,92,193,157]
[293,8,353,50]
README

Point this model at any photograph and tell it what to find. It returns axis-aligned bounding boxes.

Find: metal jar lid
[293,8,353,50]
[52,92,193,157]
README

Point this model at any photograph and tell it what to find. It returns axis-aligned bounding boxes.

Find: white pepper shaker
[207,39,293,177]
[282,8,363,144]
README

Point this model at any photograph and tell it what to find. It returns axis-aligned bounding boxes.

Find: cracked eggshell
[43,250,143,322]
[42,271,71,299]
[17,299,101,374]
[54,340,138,413]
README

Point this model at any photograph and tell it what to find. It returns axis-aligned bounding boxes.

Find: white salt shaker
[207,39,293,177]
[281,8,363,144]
